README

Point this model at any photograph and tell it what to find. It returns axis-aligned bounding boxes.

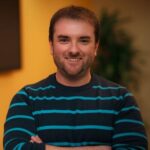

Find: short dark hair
[49,5,100,43]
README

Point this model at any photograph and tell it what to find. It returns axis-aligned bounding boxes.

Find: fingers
[30,135,43,143]
[96,146,112,150]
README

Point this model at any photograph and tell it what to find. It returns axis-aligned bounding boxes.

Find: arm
[4,88,111,150]
[3,88,45,150]
[30,136,111,150]
[112,90,148,149]
[46,145,111,150]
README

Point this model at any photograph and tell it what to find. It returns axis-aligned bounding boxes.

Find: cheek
[53,44,69,54]
[84,46,97,56]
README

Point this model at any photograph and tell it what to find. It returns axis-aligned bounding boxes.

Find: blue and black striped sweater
[4,73,148,150]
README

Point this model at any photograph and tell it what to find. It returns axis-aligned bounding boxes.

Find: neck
[55,71,91,87]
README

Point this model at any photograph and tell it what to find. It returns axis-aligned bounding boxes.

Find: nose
[69,41,80,55]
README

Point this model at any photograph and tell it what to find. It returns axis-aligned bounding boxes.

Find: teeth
[66,58,81,62]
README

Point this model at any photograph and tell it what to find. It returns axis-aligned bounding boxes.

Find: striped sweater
[4,73,148,150]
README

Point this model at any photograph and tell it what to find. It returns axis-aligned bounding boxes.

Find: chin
[63,70,87,80]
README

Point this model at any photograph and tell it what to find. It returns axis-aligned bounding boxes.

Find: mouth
[65,57,82,62]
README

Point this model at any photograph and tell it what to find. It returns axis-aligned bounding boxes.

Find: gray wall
[91,0,150,143]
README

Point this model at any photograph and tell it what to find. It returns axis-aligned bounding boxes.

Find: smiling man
[52,18,98,86]
[4,6,147,150]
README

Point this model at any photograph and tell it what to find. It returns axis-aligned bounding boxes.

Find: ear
[94,42,99,56]
[49,41,53,55]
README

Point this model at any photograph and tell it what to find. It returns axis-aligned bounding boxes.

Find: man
[4,5,147,150]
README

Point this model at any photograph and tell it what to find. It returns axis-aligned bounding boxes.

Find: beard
[53,51,95,81]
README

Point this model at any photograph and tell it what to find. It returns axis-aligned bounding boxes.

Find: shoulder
[15,73,56,97]
[11,74,56,104]
[92,74,125,89]
[92,74,138,111]
[92,74,133,97]
[25,73,56,89]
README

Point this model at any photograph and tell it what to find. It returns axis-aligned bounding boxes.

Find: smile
[65,58,82,62]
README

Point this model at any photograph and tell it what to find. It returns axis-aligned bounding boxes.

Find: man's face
[50,18,98,80]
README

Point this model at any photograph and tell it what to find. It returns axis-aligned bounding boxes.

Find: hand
[30,135,43,143]
[30,136,111,150]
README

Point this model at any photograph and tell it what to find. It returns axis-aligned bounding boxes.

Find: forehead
[54,18,95,37]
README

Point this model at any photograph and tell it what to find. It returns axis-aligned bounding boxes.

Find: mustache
[64,52,83,58]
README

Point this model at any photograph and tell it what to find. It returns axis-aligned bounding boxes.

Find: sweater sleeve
[3,88,45,150]
[112,90,148,150]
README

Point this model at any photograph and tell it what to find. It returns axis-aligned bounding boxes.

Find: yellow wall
[0,0,94,149]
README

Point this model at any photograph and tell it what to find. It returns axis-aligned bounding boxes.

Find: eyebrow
[80,36,91,39]
[57,35,69,39]
[57,35,91,39]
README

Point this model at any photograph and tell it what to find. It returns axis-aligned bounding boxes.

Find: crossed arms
[3,88,148,150]
[30,136,111,150]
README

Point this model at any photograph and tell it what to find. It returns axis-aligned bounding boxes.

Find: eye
[80,39,89,44]
[58,36,69,44]
[80,37,90,45]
